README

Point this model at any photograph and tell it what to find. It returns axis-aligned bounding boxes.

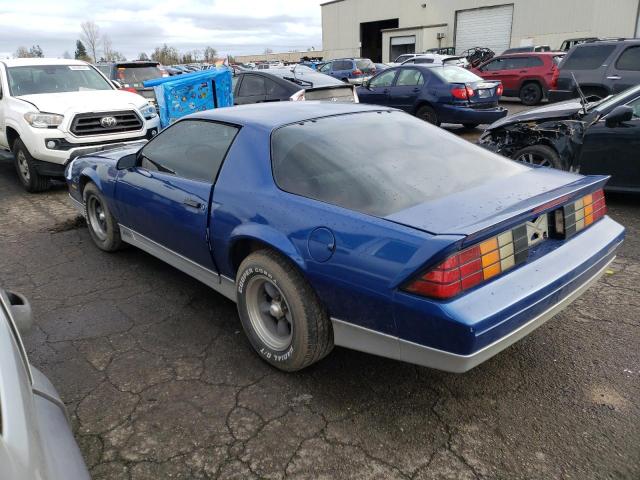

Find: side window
[319,62,331,73]
[502,58,529,70]
[265,78,288,97]
[140,120,240,183]
[413,58,434,64]
[369,69,397,88]
[525,57,544,67]
[563,45,617,70]
[627,97,640,118]
[238,75,265,97]
[616,46,640,71]
[482,59,503,72]
[396,69,424,86]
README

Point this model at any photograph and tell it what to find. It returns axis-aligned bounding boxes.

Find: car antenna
[571,72,589,115]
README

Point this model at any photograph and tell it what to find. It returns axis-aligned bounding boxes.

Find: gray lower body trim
[119,225,236,302]
[68,194,85,216]
[331,255,615,373]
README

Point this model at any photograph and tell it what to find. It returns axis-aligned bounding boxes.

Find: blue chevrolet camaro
[65,102,624,372]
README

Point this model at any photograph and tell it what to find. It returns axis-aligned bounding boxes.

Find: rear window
[356,59,374,70]
[271,111,525,216]
[116,66,164,87]
[432,66,482,84]
[562,45,617,70]
[616,46,640,71]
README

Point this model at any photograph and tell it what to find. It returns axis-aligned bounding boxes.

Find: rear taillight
[289,89,306,102]
[466,85,475,98]
[123,87,137,93]
[353,69,363,77]
[551,67,560,89]
[404,189,607,300]
[404,225,528,299]
[451,87,468,100]
[496,83,504,96]
[556,189,606,238]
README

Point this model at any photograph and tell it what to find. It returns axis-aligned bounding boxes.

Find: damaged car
[478,85,640,192]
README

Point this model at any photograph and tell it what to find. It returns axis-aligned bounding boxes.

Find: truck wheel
[83,182,123,252]
[513,145,565,170]
[12,139,50,193]
[416,105,440,126]
[519,83,543,106]
[236,249,333,372]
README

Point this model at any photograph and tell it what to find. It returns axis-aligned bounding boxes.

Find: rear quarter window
[562,45,617,70]
[271,111,525,217]
[616,46,640,71]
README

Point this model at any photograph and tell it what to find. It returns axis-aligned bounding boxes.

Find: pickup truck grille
[70,110,143,136]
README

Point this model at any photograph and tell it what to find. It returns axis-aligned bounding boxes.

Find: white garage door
[455,5,514,55]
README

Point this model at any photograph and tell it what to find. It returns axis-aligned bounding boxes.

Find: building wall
[322,0,640,62]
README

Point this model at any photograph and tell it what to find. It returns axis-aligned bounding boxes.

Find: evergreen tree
[75,40,89,61]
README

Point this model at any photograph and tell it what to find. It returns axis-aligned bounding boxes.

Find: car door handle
[183,198,202,209]
[607,76,622,80]
[412,88,421,92]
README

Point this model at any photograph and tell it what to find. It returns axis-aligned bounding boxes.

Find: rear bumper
[436,104,507,125]
[548,89,575,103]
[31,367,91,479]
[333,216,624,372]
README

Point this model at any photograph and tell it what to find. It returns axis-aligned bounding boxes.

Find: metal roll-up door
[455,5,514,55]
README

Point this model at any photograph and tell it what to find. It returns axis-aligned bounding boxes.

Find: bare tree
[102,34,113,61]
[138,52,150,61]
[81,20,101,62]
[203,46,218,63]
[62,50,72,59]
[264,48,274,55]
[14,46,30,58]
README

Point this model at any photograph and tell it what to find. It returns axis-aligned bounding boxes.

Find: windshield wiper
[283,76,314,87]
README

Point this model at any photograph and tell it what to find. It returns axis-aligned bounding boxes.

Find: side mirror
[112,80,123,89]
[605,105,634,128]
[363,79,371,89]
[117,153,137,170]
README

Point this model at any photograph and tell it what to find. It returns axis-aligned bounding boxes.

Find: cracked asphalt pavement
[0,103,638,479]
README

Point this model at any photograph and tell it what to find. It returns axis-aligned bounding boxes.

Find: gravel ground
[0,101,638,479]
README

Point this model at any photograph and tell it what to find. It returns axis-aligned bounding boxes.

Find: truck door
[114,119,240,270]
[0,66,8,148]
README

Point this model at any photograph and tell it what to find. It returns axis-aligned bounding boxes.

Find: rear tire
[513,145,564,170]
[12,139,50,193]
[519,82,543,106]
[416,105,440,126]
[236,249,333,372]
[83,182,123,252]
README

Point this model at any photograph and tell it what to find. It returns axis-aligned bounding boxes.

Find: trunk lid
[384,168,608,239]
[466,80,501,106]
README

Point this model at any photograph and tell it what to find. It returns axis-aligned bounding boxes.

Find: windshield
[116,66,164,88]
[591,85,640,113]
[7,65,113,95]
[431,66,482,83]
[271,111,526,217]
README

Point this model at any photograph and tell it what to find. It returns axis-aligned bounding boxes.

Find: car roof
[499,52,565,57]
[1,58,90,67]
[190,102,393,129]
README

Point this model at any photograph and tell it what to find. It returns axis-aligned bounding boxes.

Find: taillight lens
[466,85,475,97]
[353,69,363,77]
[123,87,137,93]
[496,83,504,96]
[451,87,468,100]
[551,67,560,89]
[289,89,306,102]
[404,189,607,300]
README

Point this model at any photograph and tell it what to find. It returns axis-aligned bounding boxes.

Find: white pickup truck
[0,58,160,192]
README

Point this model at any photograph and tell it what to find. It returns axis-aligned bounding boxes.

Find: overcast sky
[0,0,324,59]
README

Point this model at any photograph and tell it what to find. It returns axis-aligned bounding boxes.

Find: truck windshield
[7,65,113,96]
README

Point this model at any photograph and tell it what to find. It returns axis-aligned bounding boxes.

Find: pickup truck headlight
[138,104,157,120]
[24,112,64,128]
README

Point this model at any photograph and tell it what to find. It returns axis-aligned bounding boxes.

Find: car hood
[385,168,607,237]
[16,90,147,116]
[487,99,584,130]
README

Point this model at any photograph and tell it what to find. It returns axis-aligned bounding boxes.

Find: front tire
[236,250,333,372]
[83,182,123,252]
[416,105,440,126]
[513,145,564,170]
[12,139,50,193]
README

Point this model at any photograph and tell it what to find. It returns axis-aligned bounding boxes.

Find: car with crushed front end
[357,65,506,129]
[479,85,640,193]
[0,288,90,480]
[65,102,624,373]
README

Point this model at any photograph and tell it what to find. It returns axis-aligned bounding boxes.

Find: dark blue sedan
[357,64,507,128]
[65,103,623,373]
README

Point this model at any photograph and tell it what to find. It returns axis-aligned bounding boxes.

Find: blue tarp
[144,68,234,128]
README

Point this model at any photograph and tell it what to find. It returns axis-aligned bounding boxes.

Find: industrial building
[321,0,640,62]
[235,0,640,64]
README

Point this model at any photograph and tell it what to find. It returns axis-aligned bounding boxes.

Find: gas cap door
[307,227,336,263]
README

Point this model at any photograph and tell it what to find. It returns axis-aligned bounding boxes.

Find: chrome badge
[100,116,118,128]
[526,215,549,246]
